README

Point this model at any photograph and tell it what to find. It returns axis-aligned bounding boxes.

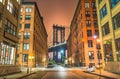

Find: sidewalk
[88,70,120,79]
[0,71,35,79]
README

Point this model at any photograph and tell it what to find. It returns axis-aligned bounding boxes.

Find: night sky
[23,0,79,44]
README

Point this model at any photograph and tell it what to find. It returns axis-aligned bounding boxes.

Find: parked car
[47,63,56,68]
[87,66,96,72]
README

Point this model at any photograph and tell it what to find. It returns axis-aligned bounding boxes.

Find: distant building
[18,2,48,67]
[68,0,101,66]
[96,0,120,73]
[0,0,21,65]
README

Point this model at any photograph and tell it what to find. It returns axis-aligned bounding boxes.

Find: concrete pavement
[0,67,120,79]
[0,71,35,79]
[88,70,120,79]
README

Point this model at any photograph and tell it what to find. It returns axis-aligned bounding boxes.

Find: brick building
[18,2,48,67]
[68,0,102,67]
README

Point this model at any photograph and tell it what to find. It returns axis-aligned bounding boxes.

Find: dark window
[22,54,28,62]
[104,42,114,62]
[100,5,107,19]
[17,43,20,50]
[86,20,91,26]
[95,30,99,36]
[115,38,120,61]
[18,33,21,39]
[19,24,22,29]
[0,13,1,20]
[115,38,120,51]
[88,40,93,47]
[94,20,98,27]
[110,0,120,8]
[113,12,120,30]
[25,15,31,20]
[102,22,110,36]
[92,2,96,9]
[13,7,18,19]
[25,24,30,28]
[93,11,97,18]
[5,19,17,36]
[86,11,90,17]
[98,0,102,4]
[20,15,22,20]
[87,30,92,37]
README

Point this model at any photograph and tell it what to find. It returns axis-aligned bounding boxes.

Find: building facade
[18,2,48,67]
[0,0,21,65]
[96,0,120,73]
[68,0,102,67]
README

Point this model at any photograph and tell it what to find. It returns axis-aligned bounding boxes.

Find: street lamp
[42,57,46,67]
[93,35,102,78]
[28,56,34,73]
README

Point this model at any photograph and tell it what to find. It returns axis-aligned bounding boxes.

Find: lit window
[26,7,32,12]
[25,15,31,20]
[24,32,30,39]
[86,20,91,26]
[23,43,29,50]
[20,15,22,20]
[85,2,90,8]
[20,7,23,12]
[89,51,94,59]
[7,0,13,13]
[16,0,20,4]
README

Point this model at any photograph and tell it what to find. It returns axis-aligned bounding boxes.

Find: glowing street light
[28,55,34,73]
[42,57,46,67]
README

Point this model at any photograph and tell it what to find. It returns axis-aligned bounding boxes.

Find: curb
[84,71,116,79]
[16,72,36,79]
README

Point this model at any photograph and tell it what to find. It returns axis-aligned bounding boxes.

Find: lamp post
[42,57,46,67]
[28,56,34,73]
[96,39,102,79]
[93,35,102,79]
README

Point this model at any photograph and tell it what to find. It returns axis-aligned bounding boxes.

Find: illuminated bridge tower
[48,24,67,64]
[53,25,65,45]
